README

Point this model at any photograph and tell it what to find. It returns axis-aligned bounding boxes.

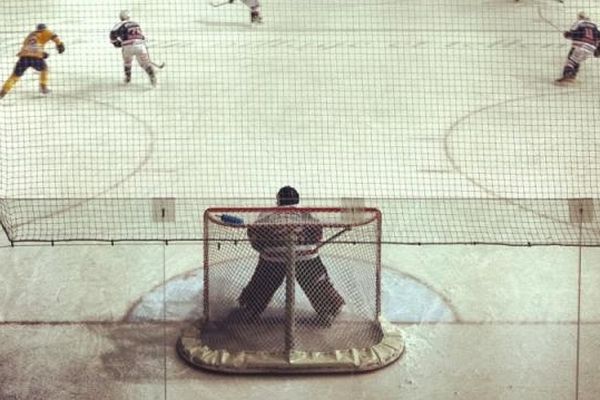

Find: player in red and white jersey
[556,11,600,85]
[237,186,345,326]
[110,10,157,87]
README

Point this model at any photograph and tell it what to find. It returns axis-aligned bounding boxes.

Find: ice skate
[0,89,6,99]
[39,85,50,95]
[554,76,576,86]
[250,11,263,24]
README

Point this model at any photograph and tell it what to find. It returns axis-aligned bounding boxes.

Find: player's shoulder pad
[110,21,127,32]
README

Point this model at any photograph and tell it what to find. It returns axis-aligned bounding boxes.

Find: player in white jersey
[556,11,600,85]
[229,0,263,24]
[109,10,157,87]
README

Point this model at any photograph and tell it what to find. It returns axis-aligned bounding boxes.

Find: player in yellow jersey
[0,24,65,99]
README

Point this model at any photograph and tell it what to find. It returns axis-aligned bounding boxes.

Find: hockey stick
[144,45,165,69]
[209,0,232,7]
[537,5,563,32]
[316,227,351,250]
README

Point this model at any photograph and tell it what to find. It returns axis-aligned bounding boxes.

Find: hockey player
[229,0,263,24]
[236,186,345,327]
[110,10,157,87]
[0,24,65,99]
[556,11,600,85]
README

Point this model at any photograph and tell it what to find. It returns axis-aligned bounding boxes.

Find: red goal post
[177,206,404,373]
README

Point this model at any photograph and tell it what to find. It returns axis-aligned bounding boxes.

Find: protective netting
[0,0,599,244]
[177,207,404,373]
[1,197,598,245]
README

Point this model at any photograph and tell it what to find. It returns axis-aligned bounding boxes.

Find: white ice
[1,0,600,399]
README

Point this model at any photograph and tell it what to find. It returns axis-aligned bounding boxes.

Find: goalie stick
[316,227,352,250]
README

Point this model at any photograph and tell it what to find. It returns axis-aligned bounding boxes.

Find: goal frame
[177,206,404,373]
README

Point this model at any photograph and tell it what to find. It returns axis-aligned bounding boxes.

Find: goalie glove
[220,214,244,225]
[56,42,65,54]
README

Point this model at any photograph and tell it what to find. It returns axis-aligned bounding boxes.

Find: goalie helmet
[277,186,300,206]
[119,10,131,21]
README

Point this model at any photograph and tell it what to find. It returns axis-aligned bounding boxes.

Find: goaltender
[237,186,345,327]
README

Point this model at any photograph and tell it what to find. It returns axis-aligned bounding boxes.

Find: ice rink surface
[1,0,600,399]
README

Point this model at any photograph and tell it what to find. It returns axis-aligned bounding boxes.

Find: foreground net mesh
[0,0,599,245]
[177,207,404,373]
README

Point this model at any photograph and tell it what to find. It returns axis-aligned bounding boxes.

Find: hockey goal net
[177,207,404,373]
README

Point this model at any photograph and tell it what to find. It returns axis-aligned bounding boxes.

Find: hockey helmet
[36,23,47,31]
[119,10,131,21]
[277,186,300,206]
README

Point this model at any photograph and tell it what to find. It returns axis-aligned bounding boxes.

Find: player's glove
[57,43,65,53]
[112,41,122,48]
[563,31,572,39]
[43,52,49,59]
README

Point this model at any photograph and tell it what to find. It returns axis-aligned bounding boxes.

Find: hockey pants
[563,46,593,78]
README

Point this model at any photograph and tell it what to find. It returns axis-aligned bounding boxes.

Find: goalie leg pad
[238,261,286,314]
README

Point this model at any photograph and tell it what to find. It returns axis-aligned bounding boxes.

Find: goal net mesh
[177,207,403,372]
